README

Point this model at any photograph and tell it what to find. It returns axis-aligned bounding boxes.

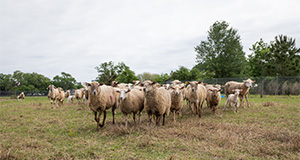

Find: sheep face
[143,81,158,93]
[48,85,56,91]
[243,79,255,88]
[116,89,131,100]
[208,88,222,97]
[188,81,202,92]
[171,85,184,96]
[85,82,104,96]
[233,89,243,95]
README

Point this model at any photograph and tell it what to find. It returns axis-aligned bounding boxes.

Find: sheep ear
[218,89,222,92]
[203,83,207,86]
[85,82,91,87]
[99,83,104,86]
[208,89,213,92]
[151,81,157,85]
[180,86,185,90]
[198,81,203,84]
[126,89,131,93]
[116,90,120,93]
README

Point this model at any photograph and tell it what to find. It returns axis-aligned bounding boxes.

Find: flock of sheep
[40,78,256,131]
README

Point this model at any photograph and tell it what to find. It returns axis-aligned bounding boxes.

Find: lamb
[17,92,25,101]
[223,89,242,113]
[67,95,75,103]
[85,81,118,131]
[169,85,185,123]
[47,85,59,104]
[224,78,255,108]
[186,81,207,117]
[143,81,171,126]
[206,86,222,113]
[116,88,144,128]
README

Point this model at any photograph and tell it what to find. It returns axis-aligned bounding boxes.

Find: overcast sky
[1,0,300,83]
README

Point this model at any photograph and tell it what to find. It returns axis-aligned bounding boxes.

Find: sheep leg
[223,100,228,111]
[138,112,141,124]
[148,113,152,126]
[239,95,245,108]
[173,111,176,123]
[133,113,136,125]
[156,115,161,126]
[198,102,202,118]
[162,113,166,126]
[245,95,250,108]
[100,110,106,128]
[212,105,216,114]
[191,103,196,115]
[94,111,100,131]
[112,107,115,124]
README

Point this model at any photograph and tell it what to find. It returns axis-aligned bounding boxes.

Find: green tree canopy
[52,72,78,90]
[170,66,202,81]
[195,20,247,78]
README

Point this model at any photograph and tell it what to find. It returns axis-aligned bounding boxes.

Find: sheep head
[243,78,255,88]
[85,82,104,96]
[208,88,222,97]
[116,88,131,100]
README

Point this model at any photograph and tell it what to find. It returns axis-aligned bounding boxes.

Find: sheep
[56,87,65,106]
[116,88,144,128]
[65,90,70,98]
[223,89,242,113]
[17,92,25,101]
[85,81,118,131]
[206,86,222,113]
[143,81,171,126]
[169,85,185,123]
[205,84,223,108]
[47,85,59,104]
[224,78,255,108]
[67,95,75,103]
[186,81,207,117]
[74,88,84,104]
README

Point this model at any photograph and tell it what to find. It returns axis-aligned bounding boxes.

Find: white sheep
[224,89,243,113]
[17,92,25,101]
[47,85,59,104]
[186,81,207,117]
[85,82,118,131]
[67,95,75,103]
[225,78,255,108]
[206,86,222,113]
[116,88,144,128]
[143,81,171,126]
[169,85,185,123]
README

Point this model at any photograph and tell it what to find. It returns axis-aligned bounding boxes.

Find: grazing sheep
[47,85,59,104]
[186,81,207,117]
[56,87,65,106]
[206,86,222,113]
[116,88,144,128]
[144,81,171,126]
[170,85,185,123]
[225,78,255,108]
[17,92,25,101]
[67,95,75,103]
[85,82,118,131]
[224,89,242,113]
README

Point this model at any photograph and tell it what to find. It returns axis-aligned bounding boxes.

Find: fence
[1,76,299,97]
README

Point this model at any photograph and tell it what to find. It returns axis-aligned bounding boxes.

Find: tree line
[1,20,299,91]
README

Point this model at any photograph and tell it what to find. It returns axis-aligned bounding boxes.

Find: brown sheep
[186,81,207,117]
[170,85,185,123]
[144,81,171,126]
[47,85,59,104]
[56,87,65,106]
[224,78,255,108]
[85,82,118,131]
[17,92,25,101]
[206,86,222,113]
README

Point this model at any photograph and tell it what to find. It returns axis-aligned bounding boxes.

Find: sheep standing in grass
[56,87,65,106]
[143,81,171,126]
[225,78,255,108]
[67,95,75,103]
[186,81,207,117]
[17,92,25,101]
[116,88,144,128]
[224,89,242,113]
[47,85,59,104]
[65,90,70,98]
[170,85,185,123]
[206,86,222,114]
[85,82,118,131]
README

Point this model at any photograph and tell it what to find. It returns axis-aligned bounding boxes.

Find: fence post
[276,76,278,95]
[216,78,218,84]
[260,77,264,98]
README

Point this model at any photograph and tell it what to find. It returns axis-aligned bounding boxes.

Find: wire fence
[1,76,299,97]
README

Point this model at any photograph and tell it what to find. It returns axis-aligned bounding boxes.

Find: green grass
[0,95,299,159]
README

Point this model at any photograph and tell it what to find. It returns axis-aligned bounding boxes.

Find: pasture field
[0,95,299,159]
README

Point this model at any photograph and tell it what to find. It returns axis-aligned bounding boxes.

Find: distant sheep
[56,87,65,106]
[17,92,25,101]
[85,82,118,131]
[224,89,242,113]
[186,81,207,117]
[143,81,171,126]
[67,95,75,103]
[116,88,144,128]
[47,85,59,104]
[65,90,70,98]
[225,78,255,108]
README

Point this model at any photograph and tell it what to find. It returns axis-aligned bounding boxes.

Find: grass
[0,95,299,159]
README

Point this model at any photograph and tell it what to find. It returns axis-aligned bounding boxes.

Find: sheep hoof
[99,124,104,128]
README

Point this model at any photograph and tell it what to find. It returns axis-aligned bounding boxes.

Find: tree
[95,61,137,85]
[195,20,247,78]
[52,72,77,90]
[248,38,270,77]
[268,35,300,76]
[170,66,202,81]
